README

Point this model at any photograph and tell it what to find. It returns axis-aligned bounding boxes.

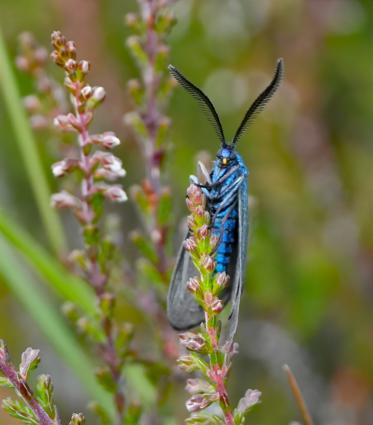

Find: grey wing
[167,234,204,330]
[226,177,249,340]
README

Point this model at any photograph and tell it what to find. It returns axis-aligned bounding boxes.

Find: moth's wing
[167,233,204,330]
[226,177,249,340]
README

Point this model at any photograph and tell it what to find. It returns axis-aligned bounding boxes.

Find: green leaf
[2,397,38,425]
[0,27,66,255]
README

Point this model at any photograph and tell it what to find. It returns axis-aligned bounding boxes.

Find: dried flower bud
[19,347,40,380]
[179,332,206,352]
[186,393,219,413]
[177,355,197,373]
[236,389,261,415]
[69,413,86,425]
[185,379,215,395]
[184,237,197,252]
[186,277,200,293]
[51,191,80,209]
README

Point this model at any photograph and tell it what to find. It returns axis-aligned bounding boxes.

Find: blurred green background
[0,0,373,424]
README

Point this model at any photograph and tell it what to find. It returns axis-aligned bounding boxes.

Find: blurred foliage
[0,0,373,424]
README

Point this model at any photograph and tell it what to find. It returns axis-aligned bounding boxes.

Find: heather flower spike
[50,31,129,423]
[172,185,261,424]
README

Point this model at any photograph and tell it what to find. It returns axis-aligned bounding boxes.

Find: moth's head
[217,146,237,168]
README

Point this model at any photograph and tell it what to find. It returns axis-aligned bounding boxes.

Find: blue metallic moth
[167,59,284,339]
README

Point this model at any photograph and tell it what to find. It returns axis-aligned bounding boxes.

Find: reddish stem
[73,85,125,425]
[0,359,58,425]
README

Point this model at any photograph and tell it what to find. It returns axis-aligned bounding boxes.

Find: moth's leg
[189,174,212,198]
[210,174,245,202]
[205,165,241,190]
[198,161,212,185]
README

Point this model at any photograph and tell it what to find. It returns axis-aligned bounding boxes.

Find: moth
[167,59,284,339]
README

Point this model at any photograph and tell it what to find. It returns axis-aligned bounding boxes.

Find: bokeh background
[0,0,373,424]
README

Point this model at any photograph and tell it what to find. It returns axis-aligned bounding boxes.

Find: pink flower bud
[92,152,126,178]
[66,40,77,59]
[201,254,215,272]
[23,95,40,112]
[204,292,223,313]
[216,272,229,289]
[30,115,48,130]
[197,224,209,239]
[183,237,197,252]
[91,132,121,149]
[15,56,30,71]
[51,159,78,177]
[51,31,65,48]
[64,58,77,73]
[53,113,75,131]
[78,60,90,74]
[102,185,128,203]
[34,47,48,64]
[179,332,206,352]
[195,206,205,217]
[91,86,106,102]
[186,277,200,293]
[51,191,80,209]
[187,215,195,230]
[81,85,93,99]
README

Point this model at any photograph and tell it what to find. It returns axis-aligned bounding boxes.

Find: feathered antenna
[168,65,226,146]
[231,58,284,147]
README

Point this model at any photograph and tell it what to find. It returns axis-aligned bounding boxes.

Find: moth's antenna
[231,58,284,147]
[168,65,226,146]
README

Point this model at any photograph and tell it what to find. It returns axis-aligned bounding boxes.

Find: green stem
[0,27,66,255]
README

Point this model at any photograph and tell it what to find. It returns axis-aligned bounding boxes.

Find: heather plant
[48,30,135,425]
[125,0,179,361]
[0,340,87,425]
[176,184,261,425]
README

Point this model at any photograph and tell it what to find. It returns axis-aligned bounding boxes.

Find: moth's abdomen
[212,207,238,273]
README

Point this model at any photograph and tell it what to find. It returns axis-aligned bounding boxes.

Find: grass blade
[0,209,95,315]
[283,364,314,425]
[0,27,66,255]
